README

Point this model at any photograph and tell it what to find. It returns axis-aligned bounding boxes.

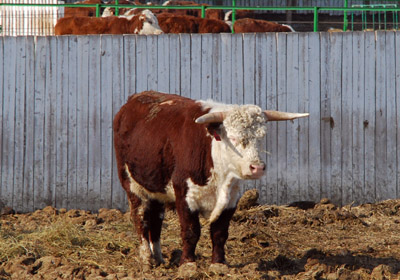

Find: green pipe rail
[1,2,400,32]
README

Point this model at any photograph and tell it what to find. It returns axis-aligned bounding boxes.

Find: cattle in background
[161,0,224,20]
[55,9,163,35]
[233,18,295,33]
[64,0,103,17]
[113,91,308,273]
[157,14,230,33]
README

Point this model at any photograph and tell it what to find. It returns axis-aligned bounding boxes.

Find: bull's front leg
[210,207,236,263]
[174,194,201,264]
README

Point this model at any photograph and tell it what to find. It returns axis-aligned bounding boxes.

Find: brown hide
[157,14,230,33]
[64,0,102,17]
[107,0,138,16]
[160,1,224,19]
[54,15,144,35]
[113,91,213,194]
[233,18,293,33]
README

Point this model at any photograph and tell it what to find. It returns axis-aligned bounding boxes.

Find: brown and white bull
[54,9,163,35]
[113,91,308,272]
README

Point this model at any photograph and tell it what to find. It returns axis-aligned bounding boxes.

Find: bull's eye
[241,139,249,148]
[148,20,153,24]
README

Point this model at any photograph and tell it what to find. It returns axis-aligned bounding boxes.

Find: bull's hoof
[178,262,198,278]
[209,263,229,276]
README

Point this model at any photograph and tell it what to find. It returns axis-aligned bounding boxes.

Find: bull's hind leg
[128,193,165,266]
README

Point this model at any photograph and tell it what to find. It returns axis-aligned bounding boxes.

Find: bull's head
[138,9,164,35]
[196,106,309,179]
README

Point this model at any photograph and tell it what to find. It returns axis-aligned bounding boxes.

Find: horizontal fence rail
[0,32,399,213]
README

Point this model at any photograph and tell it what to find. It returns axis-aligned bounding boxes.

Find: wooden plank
[111,36,127,210]
[265,33,278,205]
[43,36,57,208]
[298,32,311,202]
[397,32,400,199]
[169,34,180,95]
[67,36,78,209]
[0,37,3,206]
[307,32,321,203]
[100,35,114,209]
[276,32,288,205]
[220,33,232,104]
[123,35,137,98]
[157,34,169,93]
[136,35,148,93]
[341,32,353,205]
[55,35,69,209]
[231,33,243,105]
[320,32,332,201]
[384,31,397,200]
[190,34,202,100]
[23,37,35,212]
[375,31,388,202]
[13,36,27,211]
[76,36,90,210]
[211,34,222,102]
[33,37,46,210]
[147,35,158,91]
[351,32,365,205]
[2,37,16,209]
[201,34,213,100]
[180,34,191,97]
[87,35,102,212]
[364,31,376,203]
[254,33,268,204]
[328,32,343,205]
[286,32,300,204]
[243,33,255,105]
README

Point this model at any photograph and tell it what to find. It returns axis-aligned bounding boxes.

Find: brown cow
[113,91,309,274]
[160,0,224,20]
[233,18,295,33]
[55,9,163,35]
[64,0,103,17]
[157,14,230,34]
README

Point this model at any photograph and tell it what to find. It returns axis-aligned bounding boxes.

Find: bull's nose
[250,163,266,176]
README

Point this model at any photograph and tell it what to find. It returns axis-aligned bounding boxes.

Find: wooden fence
[0,31,399,213]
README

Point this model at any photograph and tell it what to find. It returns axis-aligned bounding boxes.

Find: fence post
[313,6,319,32]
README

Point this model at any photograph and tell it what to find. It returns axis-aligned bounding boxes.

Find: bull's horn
[264,110,309,121]
[195,112,226,124]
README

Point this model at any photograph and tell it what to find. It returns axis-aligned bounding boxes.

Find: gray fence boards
[1,31,400,213]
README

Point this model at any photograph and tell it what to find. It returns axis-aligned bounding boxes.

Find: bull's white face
[138,10,163,35]
[215,105,267,180]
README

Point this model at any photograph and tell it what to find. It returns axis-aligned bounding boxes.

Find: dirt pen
[1,189,400,279]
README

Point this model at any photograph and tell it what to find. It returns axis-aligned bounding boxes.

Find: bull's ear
[264,110,309,121]
[195,112,226,124]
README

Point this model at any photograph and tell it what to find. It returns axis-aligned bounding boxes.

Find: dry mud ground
[1,190,400,280]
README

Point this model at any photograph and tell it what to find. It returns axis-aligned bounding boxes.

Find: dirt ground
[1,189,400,280]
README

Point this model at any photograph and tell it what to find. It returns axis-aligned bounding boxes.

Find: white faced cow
[113,91,308,273]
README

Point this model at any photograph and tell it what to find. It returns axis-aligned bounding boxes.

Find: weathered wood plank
[364,31,376,203]
[124,35,137,98]
[264,33,278,205]
[136,36,148,93]
[33,37,47,210]
[384,31,397,200]
[55,35,69,209]
[231,33,244,105]
[201,34,213,100]
[328,32,343,205]
[43,36,57,208]
[211,34,222,102]
[13,36,27,211]
[220,33,232,104]
[157,34,170,93]
[352,32,365,204]
[0,37,3,206]
[76,36,90,210]
[23,37,35,212]
[375,31,389,201]
[397,32,400,198]
[100,35,114,209]
[341,32,353,205]
[286,32,300,204]
[319,32,332,201]
[243,33,255,105]
[111,36,127,210]
[87,35,102,211]
[276,32,288,205]
[147,35,158,91]
[180,34,191,96]
[169,34,180,95]
[67,36,78,210]
[190,34,201,100]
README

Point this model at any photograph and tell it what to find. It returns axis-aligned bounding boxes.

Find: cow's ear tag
[213,131,221,141]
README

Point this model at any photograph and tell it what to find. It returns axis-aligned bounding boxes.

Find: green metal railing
[1,2,400,32]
